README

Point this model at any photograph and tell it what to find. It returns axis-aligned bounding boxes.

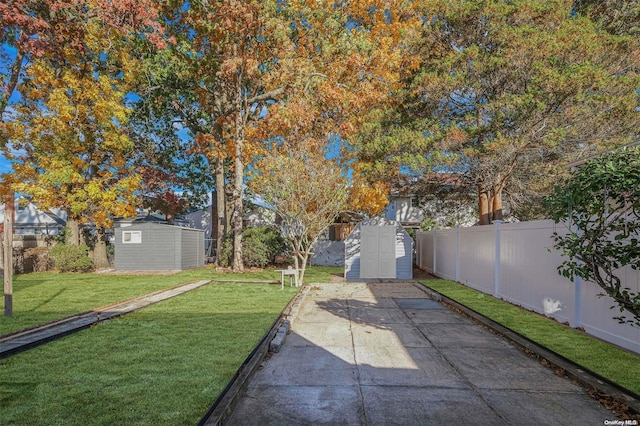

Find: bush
[218,226,288,268]
[49,244,94,272]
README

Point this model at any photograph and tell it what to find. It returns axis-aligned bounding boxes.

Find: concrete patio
[225,281,616,425]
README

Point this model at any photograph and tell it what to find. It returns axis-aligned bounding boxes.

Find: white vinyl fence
[416,220,640,354]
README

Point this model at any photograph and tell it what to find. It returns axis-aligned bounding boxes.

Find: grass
[0,266,341,425]
[0,283,296,425]
[421,279,640,395]
[1,265,342,336]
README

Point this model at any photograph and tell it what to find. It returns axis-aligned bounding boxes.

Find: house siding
[115,223,204,271]
[180,228,204,269]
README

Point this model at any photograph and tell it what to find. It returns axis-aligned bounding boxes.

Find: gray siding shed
[344,217,413,280]
[115,223,205,271]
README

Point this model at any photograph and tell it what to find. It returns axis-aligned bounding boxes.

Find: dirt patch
[330,273,345,283]
[413,266,437,280]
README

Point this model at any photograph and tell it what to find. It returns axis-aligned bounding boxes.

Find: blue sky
[1,44,19,175]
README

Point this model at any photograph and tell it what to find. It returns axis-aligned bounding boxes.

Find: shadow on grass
[27,288,67,313]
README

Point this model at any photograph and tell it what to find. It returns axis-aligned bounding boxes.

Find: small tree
[249,142,348,285]
[546,146,640,326]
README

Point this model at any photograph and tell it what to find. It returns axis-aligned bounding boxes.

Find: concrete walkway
[226,281,615,425]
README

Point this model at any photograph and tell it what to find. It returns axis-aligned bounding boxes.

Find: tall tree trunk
[231,69,245,272]
[67,218,81,245]
[92,227,110,269]
[210,121,227,263]
[478,186,491,225]
[215,159,226,263]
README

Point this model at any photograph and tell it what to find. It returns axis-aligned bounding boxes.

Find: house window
[122,231,142,244]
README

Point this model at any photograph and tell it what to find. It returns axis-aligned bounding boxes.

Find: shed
[114,223,205,271]
[344,217,413,280]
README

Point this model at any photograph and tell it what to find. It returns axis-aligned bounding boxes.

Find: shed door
[360,225,396,279]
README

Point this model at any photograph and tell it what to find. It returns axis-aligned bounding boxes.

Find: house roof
[0,199,65,226]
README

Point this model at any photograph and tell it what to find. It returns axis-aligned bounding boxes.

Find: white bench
[277,267,298,289]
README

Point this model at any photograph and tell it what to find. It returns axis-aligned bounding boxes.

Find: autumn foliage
[0,0,638,273]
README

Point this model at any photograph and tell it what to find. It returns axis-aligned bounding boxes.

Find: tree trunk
[210,121,227,264]
[92,227,110,269]
[67,218,81,245]
[215,159,226,263]
[225,191,234,234]
[492,187,504,222]
[0,50,24,117]
[478,186,491,225]
[231,75,245,272]
[298,252,308,287]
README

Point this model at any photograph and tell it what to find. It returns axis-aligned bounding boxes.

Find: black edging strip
[197,285,306,426]
[418,282,640,416]
[0,280,213,360]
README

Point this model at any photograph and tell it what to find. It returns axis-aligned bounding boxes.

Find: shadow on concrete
[226,282,615,425]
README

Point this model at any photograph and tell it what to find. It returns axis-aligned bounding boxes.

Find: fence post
[569,223,583,328]
[573,274,582,328]
[455,225,461,282]
[415,230,421,270]
[493,220,502,298]
[433,227,437,276]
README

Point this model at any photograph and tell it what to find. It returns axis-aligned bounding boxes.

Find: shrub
[49,244,94,272]
[218,226,288,268]
[546,146,640,326]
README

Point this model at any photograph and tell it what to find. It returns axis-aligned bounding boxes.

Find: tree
[137,0,292,271]
[0,23,141,267]
[0,0,166,118]
[360,0,640,224]
[249,141,348,285]
[253,0,425,217]
[546,145,640,326]
[575,0,640,37]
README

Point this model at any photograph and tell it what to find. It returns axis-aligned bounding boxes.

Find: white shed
[344,217,413,280]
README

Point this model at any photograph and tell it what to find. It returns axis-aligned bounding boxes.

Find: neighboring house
[0,198,66,235]
[114,208,189,229]
[182,202,276,257]
[392,173,478,229]
[385,194,424,229]
[183,202,276,239]
[311,212,363,267]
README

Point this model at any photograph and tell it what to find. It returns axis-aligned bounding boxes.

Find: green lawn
[1,266,342,335]
[0,266,341,425]
[421,279,640,395]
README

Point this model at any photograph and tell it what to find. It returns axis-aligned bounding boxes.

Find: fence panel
[434,228,457,281]
[499,220,576,326]
[415,221,640,354]
[457,226,494,294]
[580,265,640,352]
[415,231,433,272]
